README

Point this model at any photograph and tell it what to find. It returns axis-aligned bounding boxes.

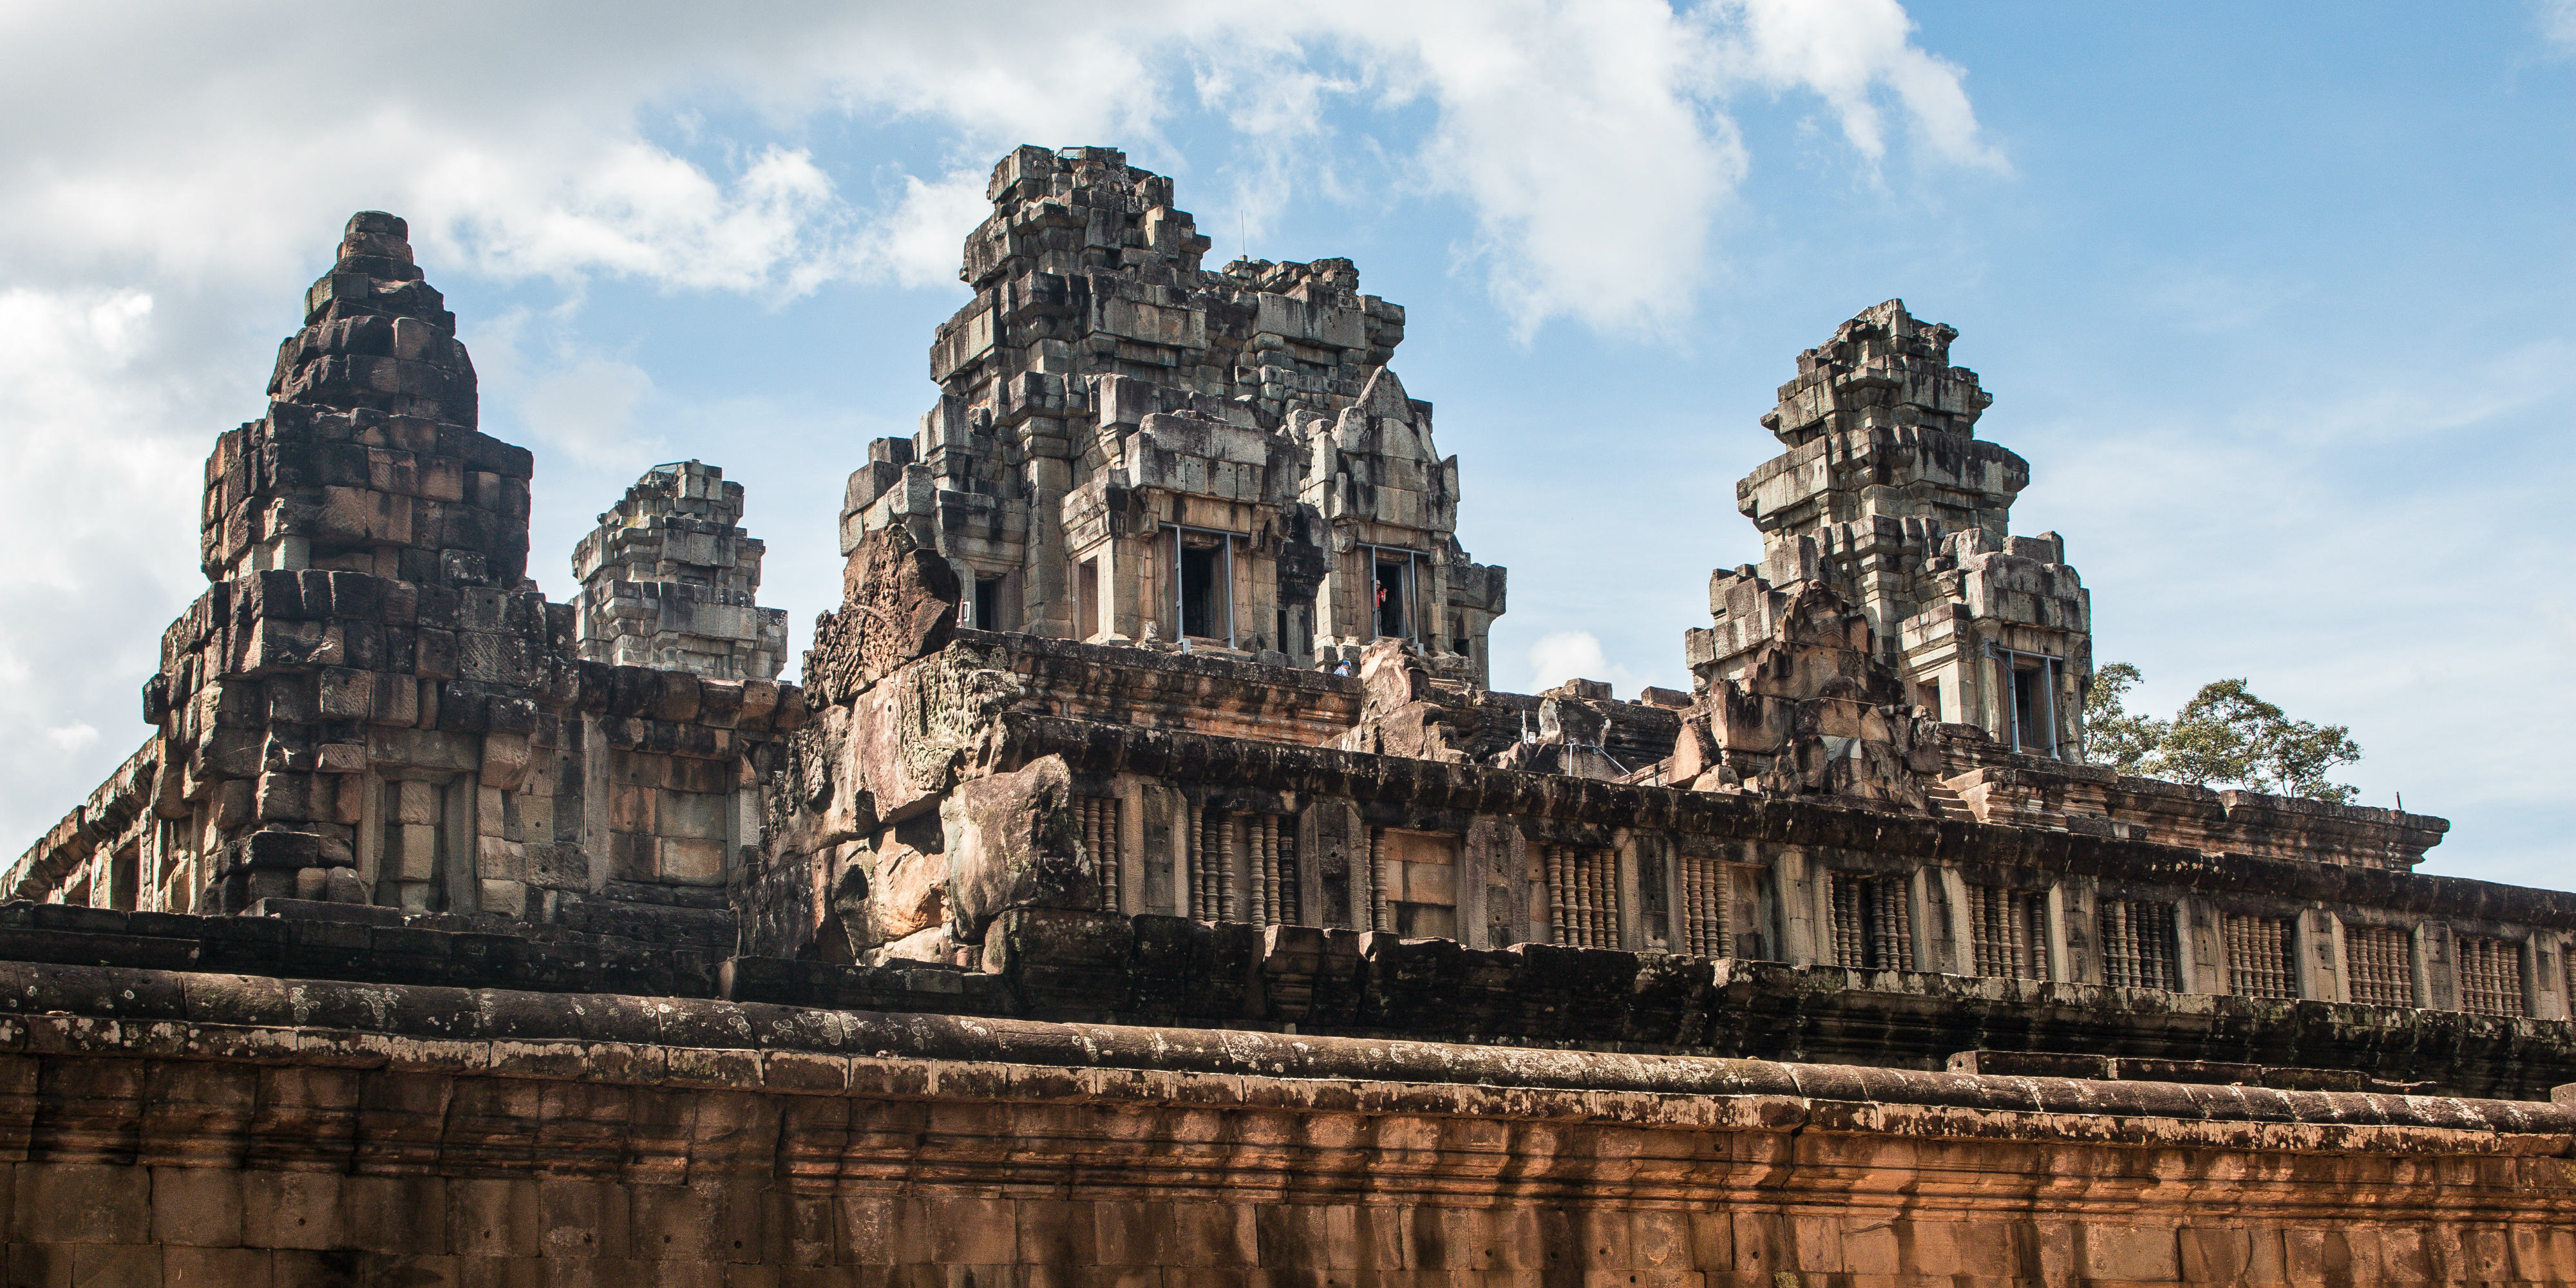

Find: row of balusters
[2098,898,2181,990]
[1965,884,2047,980]
[1676,854,1731,958]
[2458,934,2526,1018]
[2344,924,2414,1007]
[1542,845,1622,949]
[1072,808,2315,996]
[2223,914,2297,999]
[1179,805,1299,927]
[1828,873,1915,971]
[1075,796,1121,915]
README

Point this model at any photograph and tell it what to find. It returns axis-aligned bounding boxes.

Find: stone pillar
[2295,907,2342,1001]
[2416,922,2454,1010]
[1774,848,1820,966]
[1931,867,1975,976]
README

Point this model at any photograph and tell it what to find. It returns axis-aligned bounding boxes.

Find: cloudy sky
[4,1,2571,888]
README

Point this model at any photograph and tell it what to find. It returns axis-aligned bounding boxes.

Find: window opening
[1077,559,1100,640]
[1180,545,1220,638]
[1166,526,1236,646]
[1374,558,1408,639]
[108,844,140,912]
[2224,914,2298,999]
[1989,645,2060,756]
[1829,873,1915,971]
[972,576,1004,632]
[2098,898,2181,990]
[2013,667,2049,751]
[1916,680,1942,721]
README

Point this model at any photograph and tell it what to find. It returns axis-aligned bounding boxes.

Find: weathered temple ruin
[5,148,2573,1281]
[847,145,1504,682]
[574,459,790,681]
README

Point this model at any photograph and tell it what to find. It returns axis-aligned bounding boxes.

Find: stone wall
[0,958,2566,1283]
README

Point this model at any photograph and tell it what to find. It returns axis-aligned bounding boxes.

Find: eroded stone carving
[804,522,962,706]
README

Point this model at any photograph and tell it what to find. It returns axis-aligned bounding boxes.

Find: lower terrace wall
[0,960,2570,1285]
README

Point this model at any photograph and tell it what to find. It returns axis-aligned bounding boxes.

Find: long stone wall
[0,959,2568,1283]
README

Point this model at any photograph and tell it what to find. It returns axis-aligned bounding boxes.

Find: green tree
[2082,662,2168,775]
[2083,667,2362,804]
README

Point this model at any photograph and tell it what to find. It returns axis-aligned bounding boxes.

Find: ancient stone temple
[6,151,2575,1282]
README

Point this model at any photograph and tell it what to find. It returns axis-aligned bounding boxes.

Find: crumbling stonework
[6,150,2574,1278]
[573,459,789,679]
[1707,299,2091,760]
[843,146,1505,681]
[13,213,806,951]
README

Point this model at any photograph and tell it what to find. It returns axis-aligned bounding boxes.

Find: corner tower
[1690,301,2092,758]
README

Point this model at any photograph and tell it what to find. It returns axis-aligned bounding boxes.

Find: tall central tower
[838,146,1506,683]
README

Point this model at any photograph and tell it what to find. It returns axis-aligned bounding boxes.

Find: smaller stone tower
[573,461,788,680]
[1690,300,2092,760]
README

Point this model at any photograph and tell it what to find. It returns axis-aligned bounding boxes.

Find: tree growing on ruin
[2084,664,2363,804]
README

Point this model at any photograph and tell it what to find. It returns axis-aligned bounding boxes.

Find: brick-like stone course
[0,960,2564,1283]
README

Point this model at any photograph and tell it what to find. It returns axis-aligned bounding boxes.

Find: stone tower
[838,146,1506,682]
[573,460,789,680]
[1689,300,2092,758]
[161,211,564,913]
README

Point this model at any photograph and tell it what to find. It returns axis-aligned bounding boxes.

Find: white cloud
[0,1,1992,326]
[0,285,208,851]
[850,171,998,290]
[2541,0,2576,54]
[1524,629,1656,697]
[1721,0,2005,171]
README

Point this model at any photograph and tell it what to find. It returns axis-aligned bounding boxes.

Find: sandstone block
[479,732,530,790]
[477,835,525,882]
[254,772,314,823]
[661,838,726,886]
[477,878,527,918]
[395,780,439,824]
[395,824,438,881]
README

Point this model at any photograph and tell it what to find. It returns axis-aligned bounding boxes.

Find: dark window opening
[1180,545,1220,638]
[1276,609,1290,659]
[1394,901,1455,939]
[1373,559,1408,639]
[108,846,138,912]
[1454,636,1472,656]
[1077,559,1100,639]
[973,576,1004,632]
[2012,666,2050,752]
[1916,679,1942,721]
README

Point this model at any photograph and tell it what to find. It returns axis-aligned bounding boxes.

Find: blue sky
[3,1,2570,887]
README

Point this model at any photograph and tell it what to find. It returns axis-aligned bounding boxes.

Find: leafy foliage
[2083,665,2362,804]
[2081,663,2168,777]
